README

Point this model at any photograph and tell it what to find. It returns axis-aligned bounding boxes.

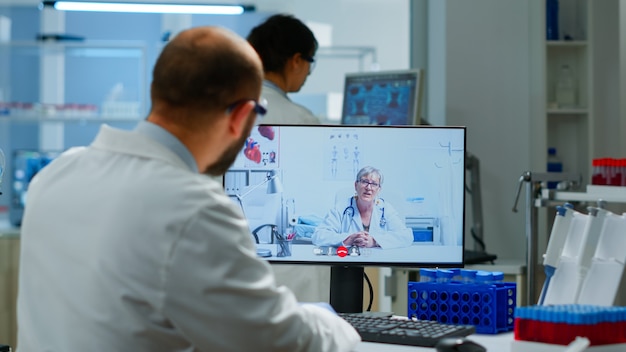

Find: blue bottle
[546,0,559,40]
[547,147,563,189]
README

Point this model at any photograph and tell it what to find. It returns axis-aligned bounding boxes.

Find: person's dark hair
[247,14,318,73]
[151,27,262,121]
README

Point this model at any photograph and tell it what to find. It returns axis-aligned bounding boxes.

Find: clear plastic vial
[419,268,437,282]
[475,271,493,285]
[556,64,577,108]
[449,268,462,282]
[492,271,504,283]
[436,269,454,283]
[460,269,477,283]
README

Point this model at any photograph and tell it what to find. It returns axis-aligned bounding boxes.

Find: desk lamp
[235,170,283,253]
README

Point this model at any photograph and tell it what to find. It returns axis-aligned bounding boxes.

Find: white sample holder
[541,202,626,306]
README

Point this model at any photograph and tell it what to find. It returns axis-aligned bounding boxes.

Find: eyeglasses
[301,54,316,74]
[357,179,380,189]
[227,98,267,117]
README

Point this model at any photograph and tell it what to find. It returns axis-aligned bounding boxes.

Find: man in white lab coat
[16,26,360,352]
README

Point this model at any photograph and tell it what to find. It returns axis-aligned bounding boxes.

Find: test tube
[492,271,504,283]
[475,270,493,285]
[436,269,454,283]
[460,269,477,283]
[449,268,462,281]
[419,268,437,282]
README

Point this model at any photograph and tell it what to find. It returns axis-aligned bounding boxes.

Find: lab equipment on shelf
[546,147,563,189]
[591,158,626,186]
[546,0,559,40]
[555,64,577,108]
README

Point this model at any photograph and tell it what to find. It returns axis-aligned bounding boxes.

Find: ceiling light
[40,1,255,15]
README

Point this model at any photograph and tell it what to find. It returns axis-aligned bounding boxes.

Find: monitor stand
[330,266,364,313]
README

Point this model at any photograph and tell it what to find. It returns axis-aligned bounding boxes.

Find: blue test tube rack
[407,272,516,334]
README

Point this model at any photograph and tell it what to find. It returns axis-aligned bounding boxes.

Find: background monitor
[10,150,60,227]
[341,69,424,126]
[224,124,466,312]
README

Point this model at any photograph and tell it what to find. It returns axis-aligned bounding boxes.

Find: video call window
[224,124,466,267]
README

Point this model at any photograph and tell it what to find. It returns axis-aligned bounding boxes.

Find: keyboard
[339,312,476,347]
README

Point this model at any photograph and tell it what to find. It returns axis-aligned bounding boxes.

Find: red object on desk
[514,318,626,346]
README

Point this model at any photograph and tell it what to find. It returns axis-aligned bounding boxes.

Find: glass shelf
[0,40,146,57]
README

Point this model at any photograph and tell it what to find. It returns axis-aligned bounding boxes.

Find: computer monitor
[10,150,60,227]
[224,124,466,312]
[341,69,424,126]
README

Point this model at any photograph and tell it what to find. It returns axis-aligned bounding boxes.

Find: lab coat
[312,197,414,249]
[260,81,321,125]
[260,80,329,303]
[16,125,360,352]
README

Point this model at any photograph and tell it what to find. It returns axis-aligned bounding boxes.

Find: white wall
[592,0,621,158]
[290,0,410,94]
[265,0,411,121]
[427,0,534,261]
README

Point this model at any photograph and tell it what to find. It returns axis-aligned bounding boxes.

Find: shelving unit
[0,40,147,225]
[0,40,147,122]
[543,0,592,186]
[315,46,378,72]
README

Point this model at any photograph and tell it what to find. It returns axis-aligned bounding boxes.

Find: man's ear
[227,101,255,137]
[287,53,303,72]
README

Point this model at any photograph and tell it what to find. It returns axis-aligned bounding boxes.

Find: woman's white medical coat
[312,196,414,249]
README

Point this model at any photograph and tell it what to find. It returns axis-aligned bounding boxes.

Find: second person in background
[247,13,321,124]
[246,14,329,303]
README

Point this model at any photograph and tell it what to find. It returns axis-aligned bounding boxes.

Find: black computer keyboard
[339,312,476,347]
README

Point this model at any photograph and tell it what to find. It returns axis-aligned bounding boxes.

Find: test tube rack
[407,281,516,334]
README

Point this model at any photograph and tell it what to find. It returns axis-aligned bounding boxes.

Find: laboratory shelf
[546,40,587,48]
[546,108,588,115]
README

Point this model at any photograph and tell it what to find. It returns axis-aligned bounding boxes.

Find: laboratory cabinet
[0,40,148,222]
[0,40,148,121]
[542,0,592,186]
[0,39,148,150]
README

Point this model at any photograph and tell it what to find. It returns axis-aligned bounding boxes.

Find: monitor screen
[224,124,465,267]
[341,69,424,126]
[10,150,60,226]
[225,124,465,312]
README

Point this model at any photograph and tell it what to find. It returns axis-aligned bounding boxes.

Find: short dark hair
[151,27,262,119]
[247,14,318,73]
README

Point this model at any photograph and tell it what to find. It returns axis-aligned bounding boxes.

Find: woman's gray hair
[356,166,383,186]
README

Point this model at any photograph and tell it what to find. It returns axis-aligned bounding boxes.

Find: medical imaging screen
[223,124,466,267]
[341,70,421,126]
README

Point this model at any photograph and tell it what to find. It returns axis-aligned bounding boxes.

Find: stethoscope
[341,196,387,230]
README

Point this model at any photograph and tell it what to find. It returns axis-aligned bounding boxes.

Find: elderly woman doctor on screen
[312,166,414,249]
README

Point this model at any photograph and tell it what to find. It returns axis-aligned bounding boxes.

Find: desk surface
[256,243,463,265]
[356,332,514,351]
